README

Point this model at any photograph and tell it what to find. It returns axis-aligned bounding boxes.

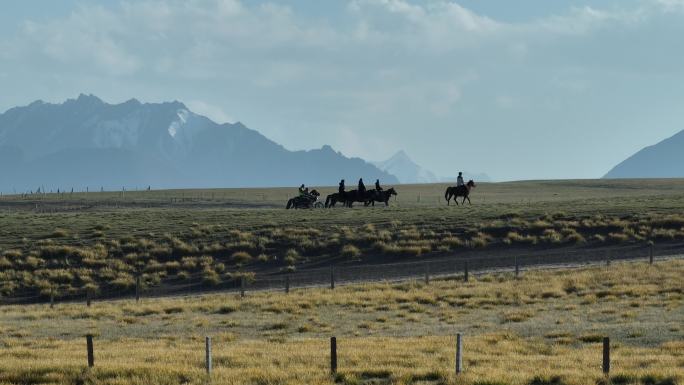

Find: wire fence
[3,240,682,307]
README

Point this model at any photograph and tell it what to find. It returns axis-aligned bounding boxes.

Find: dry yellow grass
[0,260,681,385]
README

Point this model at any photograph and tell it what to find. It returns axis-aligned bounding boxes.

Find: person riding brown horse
[444,180,476,205]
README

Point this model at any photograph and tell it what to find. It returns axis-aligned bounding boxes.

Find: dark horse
[325,192,347,208]
[444,180,476,205]
[286,190,321,209]
[364,188,398,206]
[342,189,376,207]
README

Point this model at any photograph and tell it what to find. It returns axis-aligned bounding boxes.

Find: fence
[78,334,616,378]
[2,240,682,306]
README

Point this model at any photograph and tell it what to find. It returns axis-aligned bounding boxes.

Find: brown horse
[444,180,476,205]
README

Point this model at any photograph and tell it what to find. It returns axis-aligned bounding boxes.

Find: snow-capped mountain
[0,95,398,191]
[373,150,491,184]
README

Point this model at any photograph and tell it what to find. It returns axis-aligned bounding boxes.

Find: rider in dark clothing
[358,178,366,193]
[375,179,382,191]
[339,179,345,195]
[299,184,306,196]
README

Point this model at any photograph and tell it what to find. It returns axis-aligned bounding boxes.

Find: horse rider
[339,179,345,195]
[299,184,306,196]
[358,178,366,194]
[375,179,383,191]
[456,172,465,187]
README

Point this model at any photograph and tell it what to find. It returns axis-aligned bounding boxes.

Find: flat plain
[0,179,682,385]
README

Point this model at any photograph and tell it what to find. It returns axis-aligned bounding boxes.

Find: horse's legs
[466,196,472,205]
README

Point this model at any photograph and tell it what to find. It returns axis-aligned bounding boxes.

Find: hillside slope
[604,130,684,178]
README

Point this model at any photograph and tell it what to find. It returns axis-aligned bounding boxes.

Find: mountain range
[373,150,491,184]
[0,95,398,192]
[604,129,684,178]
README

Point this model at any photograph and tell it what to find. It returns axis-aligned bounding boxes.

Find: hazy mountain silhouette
[373,150,439,183]
[373,150,491,184]
[0,95,397,192]
[604,130,684,178]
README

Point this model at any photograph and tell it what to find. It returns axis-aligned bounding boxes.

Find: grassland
[2,179,684,301]
[0,259,681,385]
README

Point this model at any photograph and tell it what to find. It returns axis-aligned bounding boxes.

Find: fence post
[649,243,654,265]
[330,337,337,374]
[602,337,610,375]
[515,257,520,279]
[86,289,92,307]
[330,266,335,290]
[455,333,463,375]
[464,261,469,282]
[86,335,94,368]
[285,274,290,294]
[424,262,430,285]
[206,336,212,375]
[135,274,141,302]
[240,276,245,298]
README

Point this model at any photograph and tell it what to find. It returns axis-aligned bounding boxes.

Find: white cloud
[186,100,235,124]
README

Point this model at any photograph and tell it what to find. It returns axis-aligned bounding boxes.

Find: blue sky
[1,0,683,181]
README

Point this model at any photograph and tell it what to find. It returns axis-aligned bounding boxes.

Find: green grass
[1,179,684,300]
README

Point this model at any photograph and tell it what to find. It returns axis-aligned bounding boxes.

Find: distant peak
[389,149,412,162]
[77,93,103,103]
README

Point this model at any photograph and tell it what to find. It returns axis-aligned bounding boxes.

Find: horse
[343,189,372,207]
[325,192,346,208]
[286,190,321,209]
[364,188,398,206]
[444,180,476,205]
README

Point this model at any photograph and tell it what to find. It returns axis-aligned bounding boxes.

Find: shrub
[51,228,69,238]
[202,268,221,286]
[608,232,629,243]
[341,244,361,260]
[284,249,299,265]
[231,251,252,265]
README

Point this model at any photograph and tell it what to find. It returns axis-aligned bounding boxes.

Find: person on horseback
[375,179,383,191]
[299,184,306,196]
[358,178,366,194]
[456,172,465,187]
[339,179,345,194]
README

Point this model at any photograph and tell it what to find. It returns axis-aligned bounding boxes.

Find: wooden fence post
[330,337,337,374]
[424,263,430,285]
[330,266,335,290]
[603,337,610,375]
[649,243,654,265]
[206,336,212,375]
[86,335,94,368]
[464,261,469,282]
[285,274,290,294]
[456,333,463,375]
[240,276,245,298]
[135,274,141,303]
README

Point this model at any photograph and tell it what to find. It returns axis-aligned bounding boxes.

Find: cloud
[1,0,682,180]
[186,100,235,124]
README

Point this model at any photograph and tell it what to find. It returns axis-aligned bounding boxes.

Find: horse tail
[444,188,450,201]
[286,199,293,209]
[325,195,332,208]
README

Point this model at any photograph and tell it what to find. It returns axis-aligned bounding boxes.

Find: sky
[1,0,683,181]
